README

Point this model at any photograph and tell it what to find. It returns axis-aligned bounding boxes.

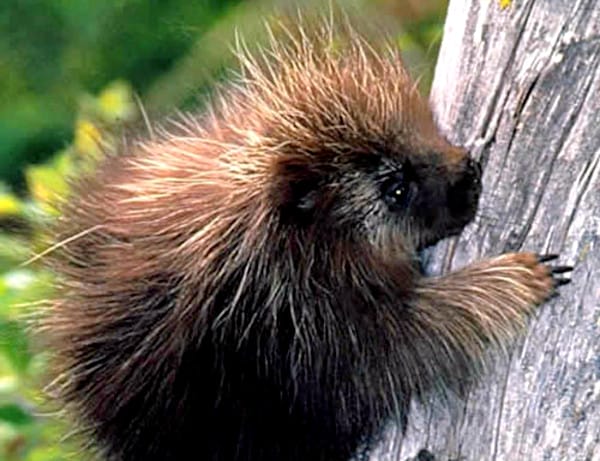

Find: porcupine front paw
[500,252,573,306]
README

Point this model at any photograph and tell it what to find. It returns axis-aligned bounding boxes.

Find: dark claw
[551,265,574,274]
[538,253,559,263]
[537,255,574,294]
[416,449,436,461]
[555,278,571,286]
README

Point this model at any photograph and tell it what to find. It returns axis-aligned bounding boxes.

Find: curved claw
[555,278,571,286]
[551,265,574,274]
[416,449,437,461]
[537,253,559,263]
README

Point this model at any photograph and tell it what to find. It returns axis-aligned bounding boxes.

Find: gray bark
[374,1,600,460]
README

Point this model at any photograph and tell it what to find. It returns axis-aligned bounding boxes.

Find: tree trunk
[374,1,600,460]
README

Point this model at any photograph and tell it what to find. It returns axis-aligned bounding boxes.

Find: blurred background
[0,0,447,459]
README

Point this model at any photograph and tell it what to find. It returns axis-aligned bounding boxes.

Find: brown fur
[40,21,568,461]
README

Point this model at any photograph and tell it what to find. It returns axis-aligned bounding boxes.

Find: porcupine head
[41,17,564,461]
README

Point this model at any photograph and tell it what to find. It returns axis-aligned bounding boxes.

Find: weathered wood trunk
[374,1,600,460]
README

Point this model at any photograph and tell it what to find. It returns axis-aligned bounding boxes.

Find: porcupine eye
[382,171,412,211]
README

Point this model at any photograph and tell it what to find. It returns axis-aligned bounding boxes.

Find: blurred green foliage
[0,79,138,461]
[0,0,447,459]
[0,0,239,192]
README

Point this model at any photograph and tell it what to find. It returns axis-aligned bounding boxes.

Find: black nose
[465,157,482,185]
[447,156,482,218]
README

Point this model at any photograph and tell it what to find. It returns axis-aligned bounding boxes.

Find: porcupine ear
[270,155,323,224]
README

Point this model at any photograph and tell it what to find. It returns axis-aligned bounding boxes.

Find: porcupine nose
[463,157,482,197]
[447,156,482,225]
[467,157,482,183]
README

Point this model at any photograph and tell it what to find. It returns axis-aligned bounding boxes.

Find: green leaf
[0,192,23,217]
[25,164,68,213]
[0,403,34,426]
[0,235,31,270]
[0,318,32,374]
[0,268,51,318]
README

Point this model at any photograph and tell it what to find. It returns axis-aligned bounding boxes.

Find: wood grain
[373,1,600,460]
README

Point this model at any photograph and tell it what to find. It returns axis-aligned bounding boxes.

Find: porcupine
[40,20,572,461]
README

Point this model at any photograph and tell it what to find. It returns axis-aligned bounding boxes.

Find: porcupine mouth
[416,178,481,253]
[446,157,482,235]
